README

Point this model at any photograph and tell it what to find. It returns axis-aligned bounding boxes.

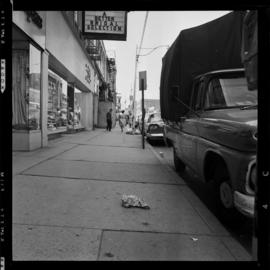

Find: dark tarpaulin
[241,10,257,91]
[160,11,245,122]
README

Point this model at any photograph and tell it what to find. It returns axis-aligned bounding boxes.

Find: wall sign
[82,11,127,41]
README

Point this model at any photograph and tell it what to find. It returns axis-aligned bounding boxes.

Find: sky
[104,11,231,109]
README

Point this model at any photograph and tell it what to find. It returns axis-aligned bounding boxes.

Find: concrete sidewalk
[12,125,252,261]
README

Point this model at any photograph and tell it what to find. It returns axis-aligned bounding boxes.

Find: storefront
[66,85,85,131]
[12,11,98,150]
[12,11,47,151]
[47,72,86,134]
[46,11,96,132]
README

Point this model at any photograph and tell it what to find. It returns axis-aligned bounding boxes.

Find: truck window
[204,78,226,109]
[194,81,204,111]
[204,76,257,109]
[191,81,199,109]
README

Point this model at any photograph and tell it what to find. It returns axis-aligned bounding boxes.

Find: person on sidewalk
[119,110,125,132]
[106,108,113,131]
[125,114,129,127]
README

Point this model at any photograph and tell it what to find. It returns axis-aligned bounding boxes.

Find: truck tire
[173,147,185,172]
[212,163,237,221]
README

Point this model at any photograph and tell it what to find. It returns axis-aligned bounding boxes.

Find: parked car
[145,112,165,143]
[160,12,257,219]
[163,69,257,219]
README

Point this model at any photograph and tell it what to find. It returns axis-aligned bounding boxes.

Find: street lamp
[132,44,169,129]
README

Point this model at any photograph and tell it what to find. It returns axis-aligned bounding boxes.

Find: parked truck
[160,11,257,219]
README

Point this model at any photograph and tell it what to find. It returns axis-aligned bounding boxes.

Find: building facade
[116,93,122,112]
[12,11,117,151]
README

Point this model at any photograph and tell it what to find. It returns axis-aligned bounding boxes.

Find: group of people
[106,109,135,133]
[118,111,133,132]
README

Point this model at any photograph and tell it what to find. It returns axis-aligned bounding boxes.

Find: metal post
[141,79,145,149]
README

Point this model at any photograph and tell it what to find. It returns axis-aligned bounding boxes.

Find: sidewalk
[12,125,252,261]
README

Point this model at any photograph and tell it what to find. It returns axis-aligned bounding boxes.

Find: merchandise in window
[47,70,68,131]
[28,44,41,130]
[12,43,41,131]
[74,88,83,128]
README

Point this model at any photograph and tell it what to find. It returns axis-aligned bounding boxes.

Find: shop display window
[74,88,83,128]
[47,70,68,131]
[28,44,41,130]
[12,43,41,130]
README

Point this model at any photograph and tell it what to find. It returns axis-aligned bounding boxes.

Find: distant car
[145,112,165,143]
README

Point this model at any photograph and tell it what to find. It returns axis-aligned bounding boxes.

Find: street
[148,140,254,255]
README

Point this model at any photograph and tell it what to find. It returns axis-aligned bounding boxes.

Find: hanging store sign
[82,11,127,41]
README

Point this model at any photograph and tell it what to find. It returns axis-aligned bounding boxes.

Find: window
[28,44,41,130]
[12,43,41,130]
[47,70,68,131]
[204,78,226,109]
[204,76,257,109]
[74,11,78,26]
[74,88,83,128]
[194,80,204,111]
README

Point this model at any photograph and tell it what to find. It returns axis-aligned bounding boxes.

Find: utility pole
[132,44,168,130]
[132,45,138,129]
[132,11,149,129]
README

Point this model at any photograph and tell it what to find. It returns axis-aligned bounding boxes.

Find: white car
[145,112,165,143]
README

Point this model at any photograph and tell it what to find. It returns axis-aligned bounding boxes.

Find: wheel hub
[219,182,233,209]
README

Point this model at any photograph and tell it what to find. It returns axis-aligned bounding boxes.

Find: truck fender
[203,150,230,183]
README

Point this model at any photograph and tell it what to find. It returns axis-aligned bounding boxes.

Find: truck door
[178,79,203,171]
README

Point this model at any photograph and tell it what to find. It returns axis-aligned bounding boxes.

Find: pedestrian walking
[106,108,112,131]
[125,114,129,126]
[129,115,133,128]
[119,110,125,132]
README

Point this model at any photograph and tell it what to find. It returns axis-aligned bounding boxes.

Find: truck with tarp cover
[160,11,257,219]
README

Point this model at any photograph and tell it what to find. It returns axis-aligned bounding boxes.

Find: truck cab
[165,68,257,218]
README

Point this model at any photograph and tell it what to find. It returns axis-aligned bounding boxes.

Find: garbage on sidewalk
[125,128,133,135]
[191,237,198,242]
[121,194,150,209]
[134,129,141,135]
[125,128,141,135]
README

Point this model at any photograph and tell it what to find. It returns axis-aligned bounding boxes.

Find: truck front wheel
[173,147,185,172]
[219,181,234,209]
[212,163,237,220]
